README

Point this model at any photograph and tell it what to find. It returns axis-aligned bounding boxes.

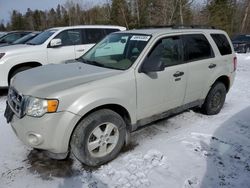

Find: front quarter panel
[57,70,137,125]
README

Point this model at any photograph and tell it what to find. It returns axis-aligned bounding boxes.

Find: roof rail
[173,25,216,29]
[139,25,216,29]
[138,25,174,29]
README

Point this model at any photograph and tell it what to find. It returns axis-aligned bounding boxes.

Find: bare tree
[241,0,250,33]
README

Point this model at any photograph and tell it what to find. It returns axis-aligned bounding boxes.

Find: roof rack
[139,25,216,29]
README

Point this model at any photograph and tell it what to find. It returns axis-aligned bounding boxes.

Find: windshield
[13,33,39,44]
[80,33,151,70]
[232,35,250,42]
[27,29,57,45]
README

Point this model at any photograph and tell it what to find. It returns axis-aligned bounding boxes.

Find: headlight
[25,97,59,117]
[0,53,5,59]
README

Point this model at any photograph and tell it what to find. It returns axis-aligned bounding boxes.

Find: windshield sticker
[131,35,150,41]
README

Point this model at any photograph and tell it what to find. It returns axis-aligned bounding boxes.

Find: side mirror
[50,38,62,47]
[140,57,165,73]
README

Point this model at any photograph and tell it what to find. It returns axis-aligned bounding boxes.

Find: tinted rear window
[82,29,105,44]
[183,34,214,62]
[211,34,232,55]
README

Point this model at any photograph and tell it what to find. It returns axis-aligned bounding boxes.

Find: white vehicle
[0,25,126,88]
[5,26,236,166]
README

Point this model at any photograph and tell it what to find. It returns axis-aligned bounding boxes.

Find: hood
[12,61,122,97]
[0,44,41,54]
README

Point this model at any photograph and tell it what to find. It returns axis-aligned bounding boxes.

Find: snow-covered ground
[0,54,250,188]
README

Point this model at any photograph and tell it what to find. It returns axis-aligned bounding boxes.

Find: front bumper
[10,111,81,156]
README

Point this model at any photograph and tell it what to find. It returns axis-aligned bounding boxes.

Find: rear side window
[82,29,105,44]
[211,34,232,55]
[183,34,214,62]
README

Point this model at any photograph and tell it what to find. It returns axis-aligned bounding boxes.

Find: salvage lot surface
[0,54,250,188]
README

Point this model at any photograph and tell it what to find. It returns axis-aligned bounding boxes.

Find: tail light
[233,56,237,72]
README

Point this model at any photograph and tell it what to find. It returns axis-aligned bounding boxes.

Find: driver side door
[136,35,188,120]
[47,29,81,64]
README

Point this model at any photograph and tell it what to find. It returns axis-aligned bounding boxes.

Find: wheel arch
[68,103,132,150]
[8,62,42,83]
[213,75,230,92]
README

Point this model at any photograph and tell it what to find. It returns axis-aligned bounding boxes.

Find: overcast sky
[0,0,102,24]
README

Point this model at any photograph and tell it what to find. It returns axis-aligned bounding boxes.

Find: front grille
[7,87,25,118]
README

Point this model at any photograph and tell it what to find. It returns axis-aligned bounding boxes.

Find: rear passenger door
[182,34,216,104]
[136,35,188,120]
[75,28,120,58]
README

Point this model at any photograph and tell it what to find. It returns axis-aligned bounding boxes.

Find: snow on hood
[11,61,121,97]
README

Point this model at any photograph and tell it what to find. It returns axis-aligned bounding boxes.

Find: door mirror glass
[50,38,62,47]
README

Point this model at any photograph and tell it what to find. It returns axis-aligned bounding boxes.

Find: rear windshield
[211,34,232,55]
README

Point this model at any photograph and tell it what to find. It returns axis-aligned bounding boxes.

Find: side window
[147,36,182,67]
[105,29,119,35]
[83,29,105,44]
[2,33,21,43]
[183,34,214,62]
[211,34,232,55]
[20,33,28,37]
[54,29,81,46]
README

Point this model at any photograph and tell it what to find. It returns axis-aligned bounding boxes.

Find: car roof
[5,31,34,33]
[119,28,225,36]
[49,25,126,31]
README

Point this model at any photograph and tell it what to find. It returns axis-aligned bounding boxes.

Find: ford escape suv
[5,27,236,166]
[0,25,126,88]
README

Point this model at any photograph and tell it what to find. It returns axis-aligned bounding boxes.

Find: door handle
[208,63,216,69]
[173,71,184,77]
[77,49,85,52]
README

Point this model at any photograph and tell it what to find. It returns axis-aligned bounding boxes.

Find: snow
[0,53,250,188]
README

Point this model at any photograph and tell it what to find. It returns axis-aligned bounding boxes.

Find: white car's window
[54,29,81,46]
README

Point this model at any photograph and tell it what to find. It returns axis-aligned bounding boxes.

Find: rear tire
[201,82,227,115]
[70,109,126,166]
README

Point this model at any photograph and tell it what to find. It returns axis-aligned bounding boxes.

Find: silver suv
[4,27,236,166]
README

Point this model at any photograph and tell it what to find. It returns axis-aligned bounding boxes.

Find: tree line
[0,0,250,36]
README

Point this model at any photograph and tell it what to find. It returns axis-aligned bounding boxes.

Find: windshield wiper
[26,42,36,45]
[77,58,105,68]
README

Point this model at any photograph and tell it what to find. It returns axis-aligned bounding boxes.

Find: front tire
[201,82,227,115]
[70,109,126,166]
